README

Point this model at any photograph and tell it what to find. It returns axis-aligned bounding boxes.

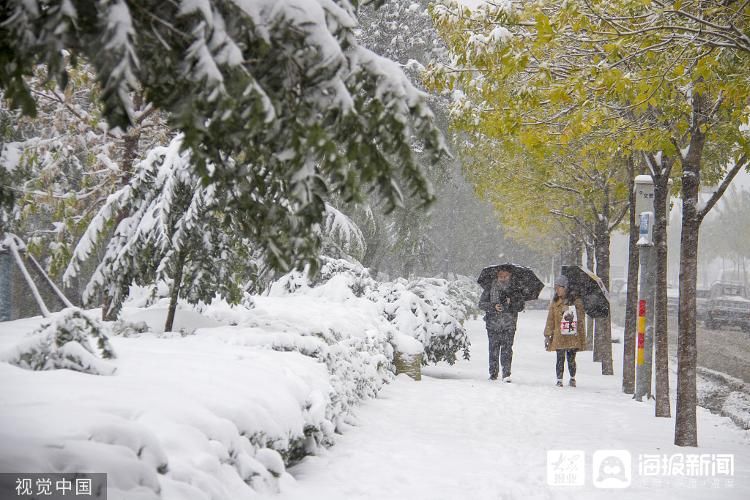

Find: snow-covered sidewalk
[273,312,750,500]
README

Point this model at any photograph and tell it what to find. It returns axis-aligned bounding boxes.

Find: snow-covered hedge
[0,262,397,499]
[275,258,474,365]
[2,308,117,375]
[443,274,483,320]
[202,272,395,464]
[0,325,331,499]
[0,258,474,499]
[378,278,470,365]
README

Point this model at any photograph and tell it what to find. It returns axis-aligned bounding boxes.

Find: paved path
[268,311,750,500]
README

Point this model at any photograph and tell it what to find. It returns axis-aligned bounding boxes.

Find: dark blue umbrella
[477,263,544,302]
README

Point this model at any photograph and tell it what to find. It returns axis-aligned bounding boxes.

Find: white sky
[733,168,750,189]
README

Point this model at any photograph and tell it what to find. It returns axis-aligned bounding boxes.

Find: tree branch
[698,155,749,222]
[608,200,630,232]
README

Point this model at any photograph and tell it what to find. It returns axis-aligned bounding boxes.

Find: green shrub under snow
[3,308,116,375]
[379,277,471,365]
[273,257,473,366]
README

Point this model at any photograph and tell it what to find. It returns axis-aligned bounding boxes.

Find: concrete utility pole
[632,175,672,402]
[635,211,656,401]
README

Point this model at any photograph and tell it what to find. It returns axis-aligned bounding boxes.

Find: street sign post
[635,211,655,401]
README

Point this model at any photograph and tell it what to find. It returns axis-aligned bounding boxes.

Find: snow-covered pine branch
[0,62,170,283]
[1,0,448,276]
[63,135,249,328]
[321,203,366,262]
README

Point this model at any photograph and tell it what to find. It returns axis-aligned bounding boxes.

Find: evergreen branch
[30,89,118,140]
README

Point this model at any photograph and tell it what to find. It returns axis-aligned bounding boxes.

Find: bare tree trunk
[622,160,639,394]
[675,114,706,447]
[594,220,614,375]
[165,249,187,333]
[676,199,700,445]
[589,237,603,363]
[653,171,672,417]
[586,242,595,352]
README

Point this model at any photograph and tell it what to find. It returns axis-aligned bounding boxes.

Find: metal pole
[0,249,11,322]
[635,212,656,401]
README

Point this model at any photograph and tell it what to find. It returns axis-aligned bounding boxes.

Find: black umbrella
[561,265,610,318]
[477,263,545,302]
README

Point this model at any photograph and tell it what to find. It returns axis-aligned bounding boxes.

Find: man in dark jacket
[478,268,525,382]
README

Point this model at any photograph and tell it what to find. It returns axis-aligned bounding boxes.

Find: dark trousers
[488,329,516,378]
[556,349,577,379]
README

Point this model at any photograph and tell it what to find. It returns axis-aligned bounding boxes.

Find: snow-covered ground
[0,275,398,499]
[272,312,750,500]
[1,301,748,499]
[0,267,475,499]
[0,314,337,499]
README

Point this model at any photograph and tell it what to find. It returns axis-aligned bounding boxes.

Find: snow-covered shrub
[271,256,377,297]
[237,328,393,466]
[271,269,314,295]
[314,257,376,297]
[3,308,116,375]
[173,258,392,468]
[445,274,483,319]
[109,319,151,337]
[271,260,472,366]
[226,320,393,446]
[321,332,393,425]
[378,277,471,365]
[313,259,472,364]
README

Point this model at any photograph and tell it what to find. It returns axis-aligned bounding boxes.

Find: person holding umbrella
[543,275,587,387]
[478,266,527,382]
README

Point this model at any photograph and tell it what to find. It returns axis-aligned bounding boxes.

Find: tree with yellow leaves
[427,0,750,446]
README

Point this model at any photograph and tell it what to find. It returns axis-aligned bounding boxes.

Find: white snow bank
[0,261,392,498]
[0,328,331,498]
[121,302,223,333]
[0,259,478,499]
[392,333,424,356]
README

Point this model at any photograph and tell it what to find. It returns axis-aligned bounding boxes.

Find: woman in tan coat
[544,275,586,387]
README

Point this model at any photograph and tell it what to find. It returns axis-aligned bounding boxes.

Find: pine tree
[63,135,250,331]
[1,0,448,276]
[321,203,367,263]
[0,63,168,290]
